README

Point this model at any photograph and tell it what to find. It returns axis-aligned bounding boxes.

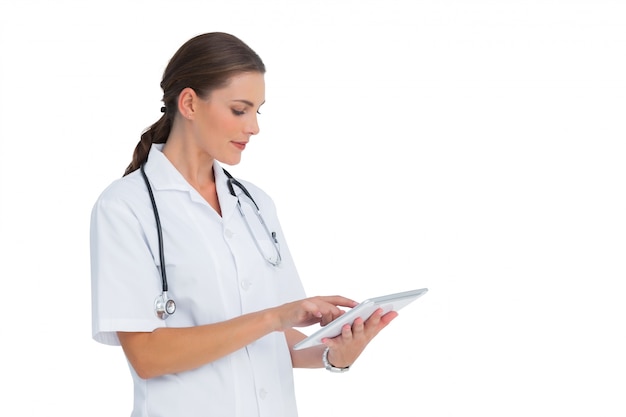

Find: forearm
[119,309,278,379]
[285,328,326,368]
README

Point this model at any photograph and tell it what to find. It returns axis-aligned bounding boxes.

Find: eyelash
[232,109,262,116]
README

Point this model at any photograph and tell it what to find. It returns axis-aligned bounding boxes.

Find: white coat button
[224,229,234,238]
[259,388,268,399]
[241,280,252,290]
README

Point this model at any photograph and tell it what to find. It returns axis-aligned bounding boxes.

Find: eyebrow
[233,99,265,107]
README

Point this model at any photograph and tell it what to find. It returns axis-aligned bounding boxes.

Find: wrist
[322,347,350,373]
[263,307,283,333]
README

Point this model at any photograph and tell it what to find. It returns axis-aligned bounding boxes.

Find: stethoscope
[140,162,282,320]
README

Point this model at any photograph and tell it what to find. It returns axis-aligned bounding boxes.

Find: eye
[232,109,245,116]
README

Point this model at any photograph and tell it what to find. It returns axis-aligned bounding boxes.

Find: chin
[219,155,242,166]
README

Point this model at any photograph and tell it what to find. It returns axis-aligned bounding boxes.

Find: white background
[1,1,625,416]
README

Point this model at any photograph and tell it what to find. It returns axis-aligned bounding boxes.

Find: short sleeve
[90,186,165,345]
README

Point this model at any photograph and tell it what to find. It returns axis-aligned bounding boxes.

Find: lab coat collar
[143,144,189,192]
[214,161,240,221]
[143,144,239,217]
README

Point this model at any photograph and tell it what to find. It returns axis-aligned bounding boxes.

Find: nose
[246,114,260,136]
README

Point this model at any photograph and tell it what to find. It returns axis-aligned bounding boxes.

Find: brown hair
[123,32,266,176]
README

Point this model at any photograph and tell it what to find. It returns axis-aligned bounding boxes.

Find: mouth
[232,141,248,151]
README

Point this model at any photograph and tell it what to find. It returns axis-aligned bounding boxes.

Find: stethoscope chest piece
[155,292,176,320]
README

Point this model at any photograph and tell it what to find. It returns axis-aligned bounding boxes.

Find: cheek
[209,111,240,135]
[222,115,243,133]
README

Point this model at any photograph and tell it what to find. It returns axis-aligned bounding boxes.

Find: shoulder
[238,178,272,202]
[230,175,276,211]
[91,170,149,214]
[218,165,276,209]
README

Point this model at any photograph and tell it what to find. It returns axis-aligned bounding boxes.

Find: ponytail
[123,114,172,176]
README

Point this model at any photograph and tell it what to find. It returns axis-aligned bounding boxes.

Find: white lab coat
[90,144,306,417]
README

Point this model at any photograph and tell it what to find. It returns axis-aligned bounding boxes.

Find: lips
[232,141,247,151]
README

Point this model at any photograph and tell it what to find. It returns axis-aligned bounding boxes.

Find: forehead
[211,72,265,103]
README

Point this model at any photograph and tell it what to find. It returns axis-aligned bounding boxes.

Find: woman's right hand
[272,296,358,331]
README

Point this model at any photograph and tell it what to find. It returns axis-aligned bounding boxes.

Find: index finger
[319,295,358,309]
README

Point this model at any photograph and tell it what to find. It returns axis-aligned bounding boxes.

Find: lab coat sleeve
[90,187,165,346]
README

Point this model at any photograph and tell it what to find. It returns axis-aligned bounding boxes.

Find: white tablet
[292,288,428,350]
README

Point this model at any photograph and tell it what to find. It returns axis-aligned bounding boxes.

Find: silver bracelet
[322,347,350,373]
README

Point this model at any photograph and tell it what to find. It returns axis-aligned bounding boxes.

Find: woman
[90,32,397,417]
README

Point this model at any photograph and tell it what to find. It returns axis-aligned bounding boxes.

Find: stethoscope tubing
[140,163,168,292]
[139,160,281,319]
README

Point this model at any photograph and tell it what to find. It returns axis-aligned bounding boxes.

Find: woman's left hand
[321,308,399,368]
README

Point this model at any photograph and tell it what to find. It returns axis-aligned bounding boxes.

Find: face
[190,72,265,166]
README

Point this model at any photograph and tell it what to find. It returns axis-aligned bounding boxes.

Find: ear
[177,87,197,120]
